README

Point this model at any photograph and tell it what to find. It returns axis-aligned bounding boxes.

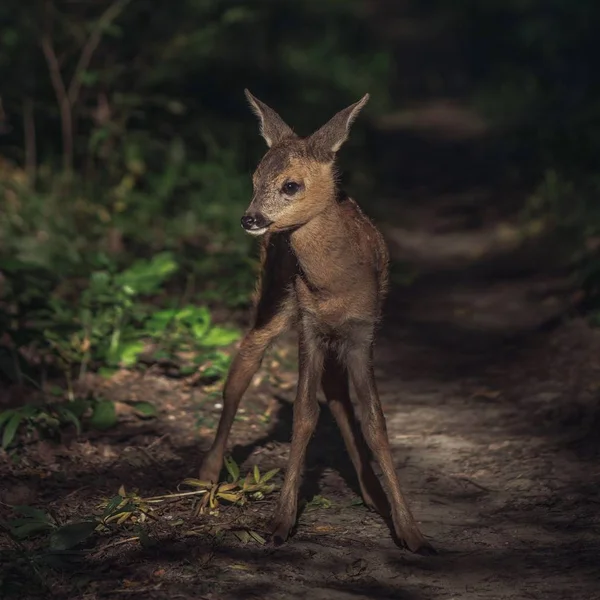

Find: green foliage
[0,404,81,449]
[40,252,178,373]
[0,395,160,449]
[0,248,239,448]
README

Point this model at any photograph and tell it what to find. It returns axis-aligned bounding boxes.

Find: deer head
[241,89,369,236]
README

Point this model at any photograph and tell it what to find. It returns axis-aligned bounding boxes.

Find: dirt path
[2,315,599,599]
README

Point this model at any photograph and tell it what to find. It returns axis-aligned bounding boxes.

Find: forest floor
[2,310,600,600]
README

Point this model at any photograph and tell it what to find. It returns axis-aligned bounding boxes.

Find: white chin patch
[245,227,268,237]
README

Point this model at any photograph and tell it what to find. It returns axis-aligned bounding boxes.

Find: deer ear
[244,89,295,148]
[308,94,370,156]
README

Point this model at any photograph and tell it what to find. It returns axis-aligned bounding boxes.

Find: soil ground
[2,313,600,600]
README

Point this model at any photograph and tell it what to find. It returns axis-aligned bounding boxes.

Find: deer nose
[241,212,270,230]
[241,214,256,230]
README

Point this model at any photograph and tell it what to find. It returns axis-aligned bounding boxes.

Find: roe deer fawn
[199,89,432,553]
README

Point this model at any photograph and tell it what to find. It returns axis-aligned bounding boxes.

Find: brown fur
[199,90,432,554]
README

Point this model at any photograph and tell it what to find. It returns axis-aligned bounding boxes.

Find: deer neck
[289,198,349,291]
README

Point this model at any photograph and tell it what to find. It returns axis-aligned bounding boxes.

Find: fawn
[199,89,432,554]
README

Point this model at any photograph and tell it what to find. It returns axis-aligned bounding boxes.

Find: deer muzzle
[241,211,271,236]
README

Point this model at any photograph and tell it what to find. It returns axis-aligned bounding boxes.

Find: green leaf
[57,406,82,434]
[11,505,53,522]
[0,409,15,429]
[113,340,144,367]
[253,465,260,484]
[146,309,178,335]
[135,525,154,548]
[115,253,178,295]
[67,398,91,418]
[198,326,239,347]
[260,468,279,484]
[2,411,23,448]
[10,520,55,539]
[102,495,125,519]
[50,521,97,550]
[224,455,239,482]
[89,400,117,430]
[130,401,157,418]
[98,366,117,378]
[190,309,212,340]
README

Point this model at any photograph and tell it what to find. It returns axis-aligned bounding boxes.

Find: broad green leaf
[2,411,23,448]
[253,465,260,484]
[50,521,97,550]
[89,400,117,430]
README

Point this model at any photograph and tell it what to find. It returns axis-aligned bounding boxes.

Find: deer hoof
[398,530,437,555]
[411,538,437,556]
[270,518,294,546]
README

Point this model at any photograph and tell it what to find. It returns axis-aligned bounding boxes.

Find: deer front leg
[347,344,434,555]
[321,352,389,516]
[271,327,324,544]
[199,310,290,483]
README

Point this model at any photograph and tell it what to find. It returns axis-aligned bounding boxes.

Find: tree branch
[41,14,74,173]
[68,0,132,107]
[40,31,69,113]
[23,97,37,183]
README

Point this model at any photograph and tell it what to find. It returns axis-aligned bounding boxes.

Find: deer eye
[282,181,301,195]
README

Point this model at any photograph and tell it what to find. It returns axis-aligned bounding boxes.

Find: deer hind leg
[347,343,434,555]
[321,351,389,516]
[271,326,324,544]
[199,308,291,483]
